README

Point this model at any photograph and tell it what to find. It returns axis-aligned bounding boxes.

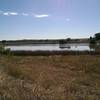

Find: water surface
[5,43,94,51]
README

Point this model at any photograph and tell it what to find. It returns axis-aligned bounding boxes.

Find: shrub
[89,38,96,44]
[95,33,100,40]
[0,45,11,55]
[0,45,5,53]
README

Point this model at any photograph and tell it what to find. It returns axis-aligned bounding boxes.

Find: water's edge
[10,50,100,56]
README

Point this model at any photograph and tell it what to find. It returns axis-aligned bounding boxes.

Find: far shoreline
[0,38,89,46]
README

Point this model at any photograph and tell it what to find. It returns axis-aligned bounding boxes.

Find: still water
[5,43,95,51]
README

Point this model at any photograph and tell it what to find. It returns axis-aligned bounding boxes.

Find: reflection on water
[59,44,71,49]
[5,43,97,51]
[59,43,94,51]
[89,44,100,51]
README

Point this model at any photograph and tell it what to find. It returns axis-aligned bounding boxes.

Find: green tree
[95,33,100,40]
[66,38,71,42]
[59,39,65,44]
[89,37,96,44]
[90,36,92,40]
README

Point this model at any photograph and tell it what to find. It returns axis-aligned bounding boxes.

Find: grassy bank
[11,50,100,56]
[0,55,100,100]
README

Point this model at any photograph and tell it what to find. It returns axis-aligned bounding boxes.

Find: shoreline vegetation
[0,38,89,45]
[8,50,100,56]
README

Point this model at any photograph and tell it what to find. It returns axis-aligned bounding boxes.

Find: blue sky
[0,0,100,40]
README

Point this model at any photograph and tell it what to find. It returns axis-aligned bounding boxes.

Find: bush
[1,40,6,45]
[0,45,11,55]
[95,33,100,40]
[0,45,5,53]
[59,39,66,44]
[66,38,71,41]
[89,38,96,44]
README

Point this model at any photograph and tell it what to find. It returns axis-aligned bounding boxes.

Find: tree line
[90,33,100,44]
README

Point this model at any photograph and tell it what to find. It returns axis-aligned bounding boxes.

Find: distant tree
[95,33,100,40]
[2,40,6,45]
[66,38,71,41]
[59,39,66,44]
[90,37,96,44]
[90,36,92,40]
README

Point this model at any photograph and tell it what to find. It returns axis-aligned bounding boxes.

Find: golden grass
[0,55,100,100]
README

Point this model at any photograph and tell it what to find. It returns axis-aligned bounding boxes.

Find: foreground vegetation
[0,55,100,100]
[0,45,10,55]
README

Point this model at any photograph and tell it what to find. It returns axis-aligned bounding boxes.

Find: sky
[0,0,100,40]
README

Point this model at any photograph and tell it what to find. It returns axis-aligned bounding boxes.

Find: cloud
[9,12,18,15]
[66,18,70,22]
[22,13,29,16]
[3,12,9,16]
[3,12,18,16]
[34,14,49,18]
[0,10,50,19]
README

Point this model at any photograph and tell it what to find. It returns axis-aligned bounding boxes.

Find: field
[0,55,100,100]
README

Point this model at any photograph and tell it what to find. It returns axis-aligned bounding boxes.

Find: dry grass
[0,55,100,100]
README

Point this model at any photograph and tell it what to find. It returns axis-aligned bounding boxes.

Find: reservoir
[5,43,95,51]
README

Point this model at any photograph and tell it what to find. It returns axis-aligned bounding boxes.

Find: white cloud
[0,10,50,19]
[22,13,29,16]
[66,18,70,22]
[9,12,18,15]
[3,12,18,16]
[3,12,9,16]
[34,14,49,18]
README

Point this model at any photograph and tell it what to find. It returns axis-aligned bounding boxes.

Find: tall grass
[0,55,100,100]
[0,45,11,55]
